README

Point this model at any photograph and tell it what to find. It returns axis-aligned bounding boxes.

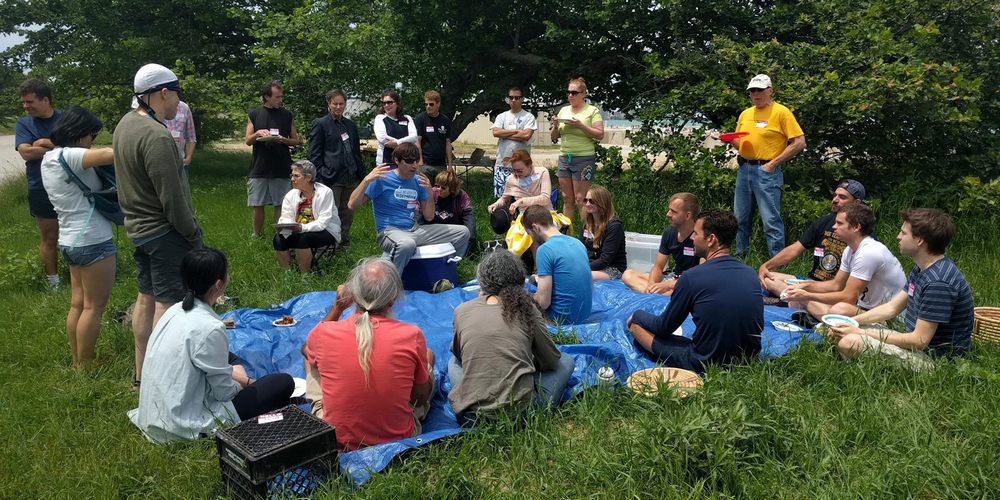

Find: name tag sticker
[755,120,767,128]
[683,247,695,257]
[269,128,280,136]
[814,247,825,257]
[425,126,434,133]
[341,132,349,141]
[258,412,283,424]
[399,121,408,126]
[908,283,915,296]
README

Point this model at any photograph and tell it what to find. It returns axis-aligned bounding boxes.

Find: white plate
[291,377,307,398]
[272,318,297,327]
[256,135,281,142]
[557,118,572,123]
[821,314,859,328]
[772,320,803,332]
[784,278,809,285]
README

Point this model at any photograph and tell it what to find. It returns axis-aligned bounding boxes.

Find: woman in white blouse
[129,248,294,443]
[373,90,417,166]
[273,160,341,274]
[39,106,116,367]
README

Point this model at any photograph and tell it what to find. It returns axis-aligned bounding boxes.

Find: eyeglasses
[435,185,447,189]
[507,95,523,100]
[381,101,396,106]
[748,88,767,94]
[584,197,595,204]
[566,90,583,96]
[399,157,419,164]
[424,102,436,107]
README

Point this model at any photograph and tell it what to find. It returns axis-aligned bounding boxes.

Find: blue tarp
[224,280,815,486]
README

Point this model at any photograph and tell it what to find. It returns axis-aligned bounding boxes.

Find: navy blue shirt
[14,110,63,191]
[905,257,974,357]
[632,255,763,368]
[659,226,700,275]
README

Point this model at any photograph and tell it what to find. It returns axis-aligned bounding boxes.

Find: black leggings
[272,230,337,252]
[232,373,295,420]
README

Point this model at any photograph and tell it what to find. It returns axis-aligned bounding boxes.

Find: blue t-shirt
[536,234,592,323]
[364,170,428,233]
[632,256,763,369]
[14,110,63,191]
[905,257,974,357]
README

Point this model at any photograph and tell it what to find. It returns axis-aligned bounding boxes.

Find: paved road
[0,135,24,185]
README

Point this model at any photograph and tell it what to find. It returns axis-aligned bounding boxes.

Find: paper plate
[291,377,307,398]
[821,314,859,328]
[626,367,703,397]
[718,132,749,141]
[772,320,803,332]
[256,135,281,142]
[272,318,297,327]
[557,118,572,123]
[784,278,809,285]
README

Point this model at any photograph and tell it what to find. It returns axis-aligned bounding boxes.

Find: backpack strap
[58,149,96,251]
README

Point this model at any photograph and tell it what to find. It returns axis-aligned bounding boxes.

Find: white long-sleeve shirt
[128,300,240,443]
[277,181,342,241]
[373,113,417,164]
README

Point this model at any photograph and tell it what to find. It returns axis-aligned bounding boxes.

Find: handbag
[58,149,125,248]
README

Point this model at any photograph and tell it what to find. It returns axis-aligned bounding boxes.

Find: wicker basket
[973,307,1000,344]
[626,367,703,397]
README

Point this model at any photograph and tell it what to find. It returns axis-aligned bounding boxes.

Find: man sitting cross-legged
[348,142,469,273]
[758,179,865,301]
[828,209,974,371]
[522,205,593,324]
[303,258,435,451]
[626,209,763,373]
[783,204,906,325]
[622,192,703,295]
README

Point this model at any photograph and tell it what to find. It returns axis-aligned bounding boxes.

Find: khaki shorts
[247,177,291,206]
[858,335,934,372]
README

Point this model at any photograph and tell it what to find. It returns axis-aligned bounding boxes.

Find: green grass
[2,149,999,498]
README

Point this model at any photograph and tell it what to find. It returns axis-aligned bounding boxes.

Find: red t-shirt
[304,315,429,451]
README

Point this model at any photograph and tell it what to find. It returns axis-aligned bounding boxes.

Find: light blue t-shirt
[364,170,428,233]
[536,234,593,323]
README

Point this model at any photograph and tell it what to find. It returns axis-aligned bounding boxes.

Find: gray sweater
[113,111,202,244]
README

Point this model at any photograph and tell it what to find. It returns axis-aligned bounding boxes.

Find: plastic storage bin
[216,404,337,499]
[625,231,661,272]
[398,243,461,291]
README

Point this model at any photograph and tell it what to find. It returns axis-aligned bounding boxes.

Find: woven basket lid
[626,367,703,397]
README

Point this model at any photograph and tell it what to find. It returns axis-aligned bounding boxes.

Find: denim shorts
[60,238,117,267]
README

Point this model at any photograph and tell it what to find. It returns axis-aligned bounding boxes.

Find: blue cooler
[399,243,461,291]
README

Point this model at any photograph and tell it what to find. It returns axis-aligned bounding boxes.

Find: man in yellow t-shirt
[727,74,806,257]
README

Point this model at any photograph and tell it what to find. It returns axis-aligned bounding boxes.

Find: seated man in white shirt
[784,204,906,326]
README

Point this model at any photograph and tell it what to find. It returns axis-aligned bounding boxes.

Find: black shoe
[791,311,819,329]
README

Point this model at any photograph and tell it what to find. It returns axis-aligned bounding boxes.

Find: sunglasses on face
[748,88,767,94]
[424,102,437,107]
[399,157,419,164]
[381,101,396,106]
[566,90,583,96]
[508,95,524,100]
[584,197,596,204]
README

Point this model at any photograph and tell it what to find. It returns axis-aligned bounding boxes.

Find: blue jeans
[448,352,576,417]
[734,161,785,257]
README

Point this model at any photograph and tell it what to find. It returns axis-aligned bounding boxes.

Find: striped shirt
[904,257,974,357]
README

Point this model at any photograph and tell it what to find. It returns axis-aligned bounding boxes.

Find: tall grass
[1,149,998,498]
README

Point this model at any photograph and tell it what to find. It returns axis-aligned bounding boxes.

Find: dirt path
[0,135,25,185]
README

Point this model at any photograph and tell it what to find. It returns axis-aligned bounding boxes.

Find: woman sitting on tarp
[448,249,575,427]
[580,184,627,281]
[486,150,552,235]
[129,248,294,443]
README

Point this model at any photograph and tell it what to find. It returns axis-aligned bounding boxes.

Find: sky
[0,33,26,52]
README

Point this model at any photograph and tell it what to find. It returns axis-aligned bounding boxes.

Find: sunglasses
[399,157,419,164]
[507,95,524,100]
[566,90,583,96]
[435,185,447,189]
[748,88,768,93]
[424,102,436,107]
[584,197,596,204]
[381,100,396,106]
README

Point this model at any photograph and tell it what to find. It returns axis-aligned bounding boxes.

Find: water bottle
[597,364,617,388]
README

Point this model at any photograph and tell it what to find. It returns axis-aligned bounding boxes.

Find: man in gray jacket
[113,63,203,388]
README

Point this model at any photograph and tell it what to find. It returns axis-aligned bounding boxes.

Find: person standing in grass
[491,86,537,198]
[727,74,806,257]
[414,90,453,179]
[114,64,203,389]
[40,106,116,366]
[758,179,865,303]
[348,142,469,273]
[245,80,300,239]
[580,185,627,281]
[130,248,294,443]
[308,89,363,248]
[783,204,906,324]
[622,192,702,296]
[548,77,604,223]
[448,249,576,426]
[829,209,974,370]
[627,209,762,373]
[523,205,593,323]
[14,78,63,290]
[162,100,196,176]
[272,160,341,274]
[303,257,435,450]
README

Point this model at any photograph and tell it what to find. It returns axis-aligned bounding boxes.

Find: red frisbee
[718,132,749,141]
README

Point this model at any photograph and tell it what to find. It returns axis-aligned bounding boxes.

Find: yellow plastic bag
[505,211,574,257]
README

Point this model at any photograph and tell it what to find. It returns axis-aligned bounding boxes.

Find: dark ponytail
[180,248,229,311]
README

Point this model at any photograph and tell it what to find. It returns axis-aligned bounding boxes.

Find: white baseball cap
[131,64,182,108]
[746,74,772,90]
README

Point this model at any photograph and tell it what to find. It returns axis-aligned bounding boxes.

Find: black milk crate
[216,404,338,499]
